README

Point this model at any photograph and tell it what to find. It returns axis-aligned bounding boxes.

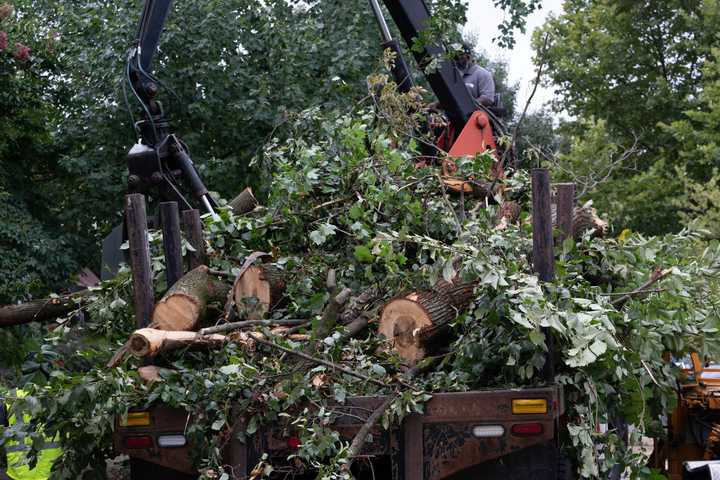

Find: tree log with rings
[378,280,476,364]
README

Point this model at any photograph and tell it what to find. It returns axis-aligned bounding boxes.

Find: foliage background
[532,0,720,236]
[4,0,720,477]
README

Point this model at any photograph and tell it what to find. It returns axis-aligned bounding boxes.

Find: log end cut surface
[129,331,154,357]
[234,266,273,319]
[379,298,433,364]
[152,294,201,331]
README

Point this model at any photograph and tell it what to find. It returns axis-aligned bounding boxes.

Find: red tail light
[287,437,301,449]
[511,423,543,436]
[124,435,154,449]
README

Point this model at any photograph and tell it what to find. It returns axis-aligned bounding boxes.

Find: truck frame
[115,386,566,479]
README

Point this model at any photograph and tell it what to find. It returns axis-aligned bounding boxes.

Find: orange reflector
[124,435,153,449]
[511,399,548,414]
[121,411,151,427]
[511,423,544,436]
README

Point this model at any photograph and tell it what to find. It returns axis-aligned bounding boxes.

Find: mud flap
[685,461,720,480]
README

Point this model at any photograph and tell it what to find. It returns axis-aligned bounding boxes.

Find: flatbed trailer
[115,385,567,479]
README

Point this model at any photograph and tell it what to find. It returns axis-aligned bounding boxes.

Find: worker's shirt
[461,64,495,106]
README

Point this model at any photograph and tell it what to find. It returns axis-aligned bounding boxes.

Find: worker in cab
[1,390,60,480]
[455,43,496,107]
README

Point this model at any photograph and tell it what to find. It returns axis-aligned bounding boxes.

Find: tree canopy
[535,0,720,234]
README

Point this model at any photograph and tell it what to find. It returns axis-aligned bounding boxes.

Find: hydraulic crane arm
[124,0,217,217]
[378,0,477,133]
[368,0,414,93]
[136,0,172,74]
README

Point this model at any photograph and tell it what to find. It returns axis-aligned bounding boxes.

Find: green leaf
[219,364,240,375]
[309,223,337,245]
[442,259,456,282]
[589,340,607,357]
[529,329,545,346]
[246,415,259,435]
[353,245,374,263]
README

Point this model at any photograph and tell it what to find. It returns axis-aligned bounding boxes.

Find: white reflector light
[472,425,505,438]
[157,434,187,448]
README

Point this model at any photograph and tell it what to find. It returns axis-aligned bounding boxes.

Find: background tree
[664,47,720,238]
[535,0,720,234]
[0,2,76,303]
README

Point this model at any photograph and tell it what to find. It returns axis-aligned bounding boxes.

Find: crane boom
[136,0,172,74]
[380,0,477,132]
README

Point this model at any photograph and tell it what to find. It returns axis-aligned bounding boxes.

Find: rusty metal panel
[404,387,561,480]
[422,388,560,422]
[423,422,554,479]
[115,386,563,478]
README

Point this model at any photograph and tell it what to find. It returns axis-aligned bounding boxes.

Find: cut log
[379,281,476,364]
[151,265,230,331]
[0,290,92,327]
[233,264,286,320]
[138,366,164,383]
[229,187,258,215]
[547,200,606,241]
[572,202,607,240]
[128,328,227,357]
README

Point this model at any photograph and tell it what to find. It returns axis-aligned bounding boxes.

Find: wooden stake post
[160,202,183,289]
[531,169,556,381]
[555,183,575,244]
[181,209,206,269]
[532,169,554,282]
[125,194,154,329]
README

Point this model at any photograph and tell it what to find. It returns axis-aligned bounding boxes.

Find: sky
[464,0,564,112]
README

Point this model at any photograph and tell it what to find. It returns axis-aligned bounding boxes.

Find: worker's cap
[451,41,474,56]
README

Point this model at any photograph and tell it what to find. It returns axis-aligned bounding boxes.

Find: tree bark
[229,187,258,215]
[128,328,227,357]
[572,203,607,240]
[199,318,307,335]
[233,264,286,320]
[379,281,476,364]
[151,265,230,331]
[0,290,92,327]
